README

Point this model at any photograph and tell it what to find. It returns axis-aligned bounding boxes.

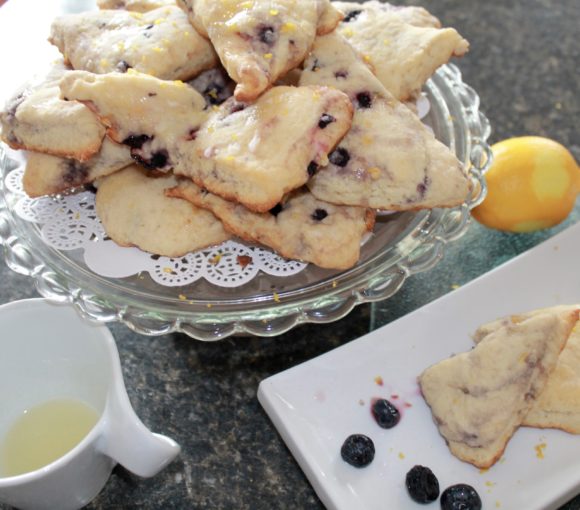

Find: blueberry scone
[0,61,105,161]
[168,179,375,270]
[474,305,580,434]
[333,1,440,29]
[96,165,230,257]
[49,6,217,81]
[23,139,132,198]
[300,32,471,210]
[59,70,208,171]
[419,308,579,469]
[178,0,343,100]
[182,85,353,212]
[97,0,175,11]
[334,1,469,100]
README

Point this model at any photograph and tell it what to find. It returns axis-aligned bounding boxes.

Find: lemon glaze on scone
[300,32,471,210]
[61,71,354,213]
[419,309,579,469]
[178,0,343,100]
[168,179,374,270]
[185,85,353,212]
[0,61,105,161]
[333,1,469,100]
[96,165,230,257]
[50,6,218,81]
[59,70,208,172]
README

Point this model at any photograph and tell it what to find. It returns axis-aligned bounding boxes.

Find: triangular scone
[97,0,175,11]
[299,32,470,210]
[474,305,580,434]
[333,1,469,100]
[181,85,353,212]
[23,139,132,198]
[0,61,105,161]
[49,6,217,81]
[59,70,208,171]
[333,1,441,29]
[179,0,343,101]
[419,309,579,469]
[167,180,375,270]
[96,166,230,257]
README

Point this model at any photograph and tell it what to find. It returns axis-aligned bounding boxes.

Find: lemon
[472,136,580,232]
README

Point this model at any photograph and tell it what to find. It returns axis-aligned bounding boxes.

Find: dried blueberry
[405,465,440,504]
[116,60,132,73]
[307,161,319,177]
[371,399,400,429]
[311,208,328,221]
[318,113,336,129]
[269,203,283,216]
[258,24,276,45]
[334,70,349,79]
[356,92,372,109]
[343,9,362,22]
[122,134,151,149]
[329,147,350,167]
[340,434,375,468]
[440,484,482,510]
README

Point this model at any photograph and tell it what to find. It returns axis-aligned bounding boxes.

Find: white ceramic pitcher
[0,299,180,510]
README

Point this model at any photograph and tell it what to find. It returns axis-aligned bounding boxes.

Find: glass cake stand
[0,64,491,341]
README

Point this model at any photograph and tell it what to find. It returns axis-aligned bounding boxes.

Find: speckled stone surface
[1,0,579,509]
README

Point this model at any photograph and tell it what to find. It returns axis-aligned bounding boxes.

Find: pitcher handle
[100,379,180,478]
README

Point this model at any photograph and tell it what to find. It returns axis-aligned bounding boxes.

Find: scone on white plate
[474,305,580,434]
[419,308,579,469]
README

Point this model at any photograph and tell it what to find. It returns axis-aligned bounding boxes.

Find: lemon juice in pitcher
[0,398,100,477]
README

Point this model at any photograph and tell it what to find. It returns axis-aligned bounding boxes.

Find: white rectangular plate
[258,222,580,510]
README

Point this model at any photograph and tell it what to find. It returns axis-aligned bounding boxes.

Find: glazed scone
[419,308,579,469]
[23,138,132,198]
[179,0,343,100]
[474,305,580,434]
[182,85,353,212]
[97,0,175,11]
[0,61,105,161]
[333,1,469,100]
[96,166,230,257]
[49,6,218,81]
[168,180,375,270]
[59,70,208,171]
[333,1,441,29]
[300,32,471,210]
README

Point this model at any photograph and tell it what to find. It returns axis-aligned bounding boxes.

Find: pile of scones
[0,0,471,270]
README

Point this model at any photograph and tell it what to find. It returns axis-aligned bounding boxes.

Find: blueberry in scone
[300,32,471,211]
[167,179,374,270]
[23,138,132,198]
[49,6,217,81]
[178,0,343,100]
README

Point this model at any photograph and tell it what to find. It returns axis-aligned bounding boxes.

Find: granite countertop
[1,0,579,509]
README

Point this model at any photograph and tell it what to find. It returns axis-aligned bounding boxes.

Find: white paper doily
[7,165,307,288]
